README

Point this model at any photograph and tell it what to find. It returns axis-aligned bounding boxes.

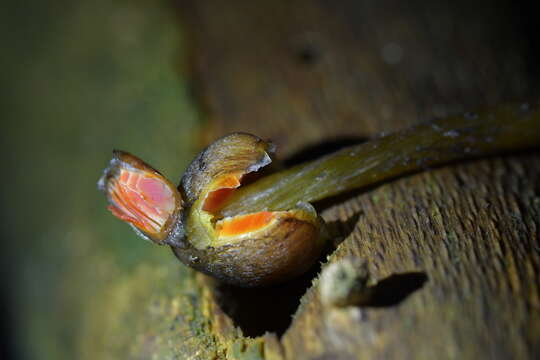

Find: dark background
[1,1,539,359]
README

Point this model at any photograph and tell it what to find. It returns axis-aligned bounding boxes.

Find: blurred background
[1,1,200,359]
[1,0,539,359]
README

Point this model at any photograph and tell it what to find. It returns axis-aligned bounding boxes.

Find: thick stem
[220,102,540,217]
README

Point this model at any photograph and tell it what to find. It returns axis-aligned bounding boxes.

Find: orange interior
[202,187,236,212]
[217,211,274,236]
[202,175,241,212]
[109,181,158,232]
[202,174,275,237]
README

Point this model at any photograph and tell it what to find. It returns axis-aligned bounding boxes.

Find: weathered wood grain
[283,155,540,359]
[177,1,540,359]
[181,0,537,153]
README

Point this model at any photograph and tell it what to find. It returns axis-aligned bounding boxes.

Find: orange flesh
[202,188,236,212]
[217,211,274,236]
[203,174,275,237]
[107,168,176,234]
[202,175,241,212]
[109,179,159,231]
[215,175,242,188]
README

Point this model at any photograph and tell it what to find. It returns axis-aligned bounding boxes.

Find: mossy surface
[1,0,200,359]
[78,262,221,360]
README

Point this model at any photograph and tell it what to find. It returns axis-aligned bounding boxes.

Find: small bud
[175,133,324,286]
[99,134,326,286]
[319,257,371,307]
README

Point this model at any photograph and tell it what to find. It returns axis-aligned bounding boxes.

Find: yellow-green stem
[220,102,540,217]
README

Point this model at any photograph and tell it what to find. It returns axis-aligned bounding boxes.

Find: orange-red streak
[108,177,161,233]
[202,175,241,212]
[217,211,274,237]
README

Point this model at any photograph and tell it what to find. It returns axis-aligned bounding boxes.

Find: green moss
[1,0,201,358]
[227,339,266,360]
[78,262,220,359]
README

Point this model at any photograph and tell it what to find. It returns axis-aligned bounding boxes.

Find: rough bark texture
[182,0,536,151]
[175,0,540,359]
[283,156,540,359]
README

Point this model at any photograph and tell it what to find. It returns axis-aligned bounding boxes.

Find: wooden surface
[182,0,537,152]
[64,0,540,358]
[283,156,540,359]
[13,1,540,358]
[177,0,540,359]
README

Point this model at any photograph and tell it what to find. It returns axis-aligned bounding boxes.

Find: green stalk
[220,102,540,217]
